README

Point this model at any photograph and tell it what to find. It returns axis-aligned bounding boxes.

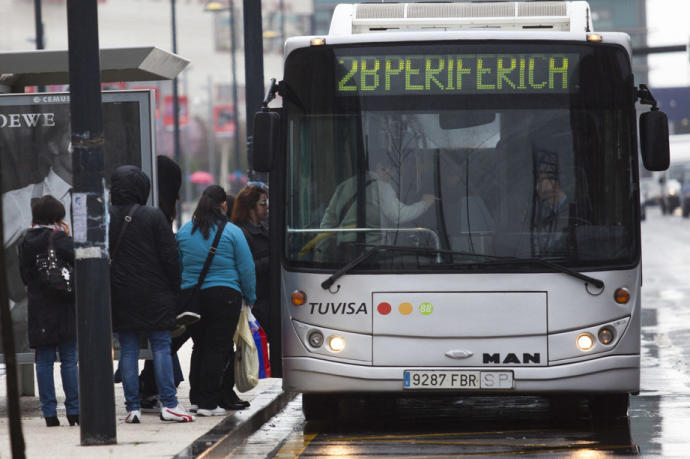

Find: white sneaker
[196,406,228,417]
[160,404,195,422]
[189,404,198,413]
[125,410,141,424]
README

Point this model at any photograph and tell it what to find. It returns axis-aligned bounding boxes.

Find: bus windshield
[283,41,638,272]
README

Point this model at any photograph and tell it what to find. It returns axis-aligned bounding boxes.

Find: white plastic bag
[233,304,259,392]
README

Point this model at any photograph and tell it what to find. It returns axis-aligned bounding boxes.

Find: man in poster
[2,113,73,354]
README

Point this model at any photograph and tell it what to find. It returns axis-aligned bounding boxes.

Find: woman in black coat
[18,195,79,427]
[109,165,193,423]
[231,184,270,336]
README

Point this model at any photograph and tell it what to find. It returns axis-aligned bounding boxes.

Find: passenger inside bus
[532,150,570,256]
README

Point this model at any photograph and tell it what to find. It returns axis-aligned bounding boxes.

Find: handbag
[247,309,271,378]
[177,221,228,324]
[233,304,259,392]
[35,231,73,298]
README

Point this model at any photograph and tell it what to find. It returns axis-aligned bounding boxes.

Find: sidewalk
[0,341,292,458]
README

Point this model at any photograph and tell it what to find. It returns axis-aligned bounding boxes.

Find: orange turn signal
[614,288,630,304]
[291,290,306,306]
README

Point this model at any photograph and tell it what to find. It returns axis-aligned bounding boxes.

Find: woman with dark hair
[177,185,256,416]
[18,195,79,427]
[231,184,270,337]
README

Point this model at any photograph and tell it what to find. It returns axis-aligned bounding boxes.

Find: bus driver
[315,150,436,259]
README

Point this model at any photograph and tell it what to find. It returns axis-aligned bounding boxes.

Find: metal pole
[279,0,285,46]
[242,0,265,179]
[207,75,216,183]
[34,0,45,93]
[0,189,25,458]
[66,0,117,445]
[229,0,241,173]
[171,0,183,226]
[34,0,44,50]
[183,70,192,204]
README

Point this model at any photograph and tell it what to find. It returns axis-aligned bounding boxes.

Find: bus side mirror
[252,111,280,172]
[639,110,670,171]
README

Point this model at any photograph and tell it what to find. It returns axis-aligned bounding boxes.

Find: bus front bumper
[282,354,640,394]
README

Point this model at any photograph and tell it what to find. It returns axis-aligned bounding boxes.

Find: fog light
[328,335,345,352]
[308,330,324,348]
[614,288,630,304]
[291,290,306,306]
[598,327,615,345]
[577,333,595,351]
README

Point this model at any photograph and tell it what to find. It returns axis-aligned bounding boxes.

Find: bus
[253,1,669,420]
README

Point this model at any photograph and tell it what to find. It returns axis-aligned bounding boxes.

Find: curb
[173,381,297,458]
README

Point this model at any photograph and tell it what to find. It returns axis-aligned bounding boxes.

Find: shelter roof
[0,46,189,92]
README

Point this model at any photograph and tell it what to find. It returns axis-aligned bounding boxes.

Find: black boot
[45,416,60,427]
[67,414,79,426]
[221,390,250,410]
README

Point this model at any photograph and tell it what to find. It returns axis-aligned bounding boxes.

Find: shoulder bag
[35,231,74,299]
[110,204,140,262]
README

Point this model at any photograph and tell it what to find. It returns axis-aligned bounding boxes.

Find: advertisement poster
[0,91,154,358]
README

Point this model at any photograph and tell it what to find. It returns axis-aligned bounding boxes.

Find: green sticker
[419,302,434,315]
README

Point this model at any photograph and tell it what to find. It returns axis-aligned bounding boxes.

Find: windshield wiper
[321,248,380,289]
[482,257,604,289]
[320,245,489,290]
[321,244,604,290]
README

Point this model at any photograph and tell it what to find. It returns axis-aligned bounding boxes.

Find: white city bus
[253,1,669,420]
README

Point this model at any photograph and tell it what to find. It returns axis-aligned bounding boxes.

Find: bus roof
[284,30,632,59]
[329,1,593,36]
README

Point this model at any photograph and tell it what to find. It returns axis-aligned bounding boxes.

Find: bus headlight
[598,327,615,345]
[308,330,324,348]
[328,335,346,352]
[576,333,595,351]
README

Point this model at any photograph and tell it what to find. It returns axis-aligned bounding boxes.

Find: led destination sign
[335,53,576,95]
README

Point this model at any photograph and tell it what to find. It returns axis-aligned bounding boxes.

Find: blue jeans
[35,341,79,418]
[119,330,178,411]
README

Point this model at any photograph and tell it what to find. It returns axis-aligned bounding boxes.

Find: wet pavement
[232,206,690,458]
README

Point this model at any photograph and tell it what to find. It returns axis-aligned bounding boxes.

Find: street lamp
[204,1,241,182]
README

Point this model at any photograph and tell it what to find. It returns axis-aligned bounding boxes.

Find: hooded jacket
[109,165,180,332]
[18,227,76,348]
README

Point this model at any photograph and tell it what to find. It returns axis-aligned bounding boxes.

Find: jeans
[35,341,79,418]
[119,330,178,411]
[189,287,242,410]
[139,335,186,398]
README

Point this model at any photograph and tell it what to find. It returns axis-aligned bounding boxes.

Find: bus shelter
[0,46,189,395]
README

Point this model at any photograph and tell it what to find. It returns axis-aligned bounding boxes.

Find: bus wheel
[588,393,629,420]
[302,393,338,421]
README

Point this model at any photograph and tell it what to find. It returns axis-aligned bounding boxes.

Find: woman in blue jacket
[177,185,256,416]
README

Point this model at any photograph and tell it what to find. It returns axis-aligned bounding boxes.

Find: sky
[646,0,690,87]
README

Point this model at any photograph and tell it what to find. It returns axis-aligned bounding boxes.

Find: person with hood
[137,155,186,413]
[109,165,194,423]
[18,195,79,427]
